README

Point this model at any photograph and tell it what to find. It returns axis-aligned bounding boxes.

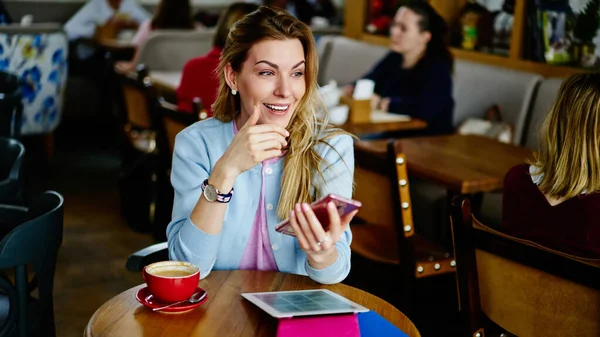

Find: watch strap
[202,179,234,203]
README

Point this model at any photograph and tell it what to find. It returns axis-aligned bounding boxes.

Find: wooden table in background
[363,134,534,194]
[85,270,421,337]
[343,119,427,137]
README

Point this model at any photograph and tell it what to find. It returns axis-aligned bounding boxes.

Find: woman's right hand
[216,105,289,178]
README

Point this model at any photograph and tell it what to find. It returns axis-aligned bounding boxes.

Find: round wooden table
[85,270,421,337]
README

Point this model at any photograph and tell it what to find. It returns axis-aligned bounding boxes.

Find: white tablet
[241,289,369,318]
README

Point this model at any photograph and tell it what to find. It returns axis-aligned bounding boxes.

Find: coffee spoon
[152,291,207,311]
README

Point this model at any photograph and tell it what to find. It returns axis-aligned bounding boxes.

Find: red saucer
[136,286,208,313]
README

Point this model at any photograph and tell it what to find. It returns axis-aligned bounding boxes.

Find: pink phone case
[275,194,362,237]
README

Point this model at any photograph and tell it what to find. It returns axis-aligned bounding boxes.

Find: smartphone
[275,194,362,237]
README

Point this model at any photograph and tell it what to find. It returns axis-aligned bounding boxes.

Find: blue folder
[357,311,409,337]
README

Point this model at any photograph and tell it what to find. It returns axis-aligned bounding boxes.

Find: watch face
[204,185,218,202]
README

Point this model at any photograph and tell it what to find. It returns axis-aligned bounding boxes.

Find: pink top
[132,19,152,46]
[234,120,280,271]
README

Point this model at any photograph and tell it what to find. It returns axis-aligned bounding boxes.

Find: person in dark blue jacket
[349,0,455,136]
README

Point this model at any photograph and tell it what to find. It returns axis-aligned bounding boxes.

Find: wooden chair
[351,139,456,313]
[116,65,208,240]
[450,196,600,337]
[155,98,207,159]
[114,65,166,236]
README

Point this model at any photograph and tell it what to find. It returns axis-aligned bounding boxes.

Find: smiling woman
[166,6,357,285]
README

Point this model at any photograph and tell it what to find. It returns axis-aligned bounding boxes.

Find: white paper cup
[353,79,375,100]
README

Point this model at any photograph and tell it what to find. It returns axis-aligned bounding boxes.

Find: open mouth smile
[263,103,291,115]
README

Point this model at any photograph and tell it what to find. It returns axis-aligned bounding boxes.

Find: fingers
[289,210,310,251]
[371,95,381,111]
[343,85,354,96]
[248,124,289,138]
[248,132,287,149]
[243,104,261,128]
[339,209,359,226]
[254,139,286,152]
[338,209,358,239]
[293,203,321,251]
[380,98,391,112]
[326,202,342,243]
[292,203,335,253]
[253,149,284,163]
[302,203,333,251]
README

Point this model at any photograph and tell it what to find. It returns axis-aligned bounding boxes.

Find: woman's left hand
[289,202,358,269]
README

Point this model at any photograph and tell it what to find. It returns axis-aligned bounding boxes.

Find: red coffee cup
[142,261,200,303]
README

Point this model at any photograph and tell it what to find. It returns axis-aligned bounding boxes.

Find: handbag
[457,104,514,144]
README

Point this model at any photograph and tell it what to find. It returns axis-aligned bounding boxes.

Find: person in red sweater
[502,73,600,259]
[176,2,259,115]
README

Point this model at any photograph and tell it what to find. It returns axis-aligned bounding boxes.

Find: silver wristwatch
[201,179,234,203]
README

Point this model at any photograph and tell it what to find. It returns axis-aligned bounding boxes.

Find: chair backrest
[137,30,214,71]
[453,60,542,145]
[0,191,64,337]
[450,196,600,337]
[318,36,388,86]
[0,137,25,204]
[316,35,334,85]
[118,66,160,132]
[155,100,202,157]
[353,140,454,275]
[0,137,24,181]
[352,140,399,264]
[522,77,564,149]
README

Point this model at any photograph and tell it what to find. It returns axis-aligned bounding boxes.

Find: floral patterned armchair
[0,24,68,136]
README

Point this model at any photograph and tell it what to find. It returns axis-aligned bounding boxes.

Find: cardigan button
[265,167,273,175]
[271,244,279,251]
[266,203,274,211]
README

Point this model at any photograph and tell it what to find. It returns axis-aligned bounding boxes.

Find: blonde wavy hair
[212,6,352,219]
[531,73,600,198]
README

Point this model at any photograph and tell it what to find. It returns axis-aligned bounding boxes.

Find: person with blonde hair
[502,73,600,258]
[177,2,259,115]
[167,6,357,283]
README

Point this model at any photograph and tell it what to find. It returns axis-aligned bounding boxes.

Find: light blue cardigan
[166,118,355,284]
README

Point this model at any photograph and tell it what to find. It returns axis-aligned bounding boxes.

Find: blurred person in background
[345,0,454,137]
[115,0,194,73]
[254,0,337,25]
[502,73,600,259]
[65,0,149,42]
[65,0,150,75]
[176,2,259,116]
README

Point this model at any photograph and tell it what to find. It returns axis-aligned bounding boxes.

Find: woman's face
[389,7,431,54]
[226,38,306,129]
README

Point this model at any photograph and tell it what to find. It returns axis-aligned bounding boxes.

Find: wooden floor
[26,122,155,337]
[25,118,459,337]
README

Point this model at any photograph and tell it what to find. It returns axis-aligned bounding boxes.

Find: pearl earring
[231,89,237,95]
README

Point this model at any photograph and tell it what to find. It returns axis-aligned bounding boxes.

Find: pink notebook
[276,314,360,337]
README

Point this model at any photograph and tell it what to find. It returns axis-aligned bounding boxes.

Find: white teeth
[264,104,288,111]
